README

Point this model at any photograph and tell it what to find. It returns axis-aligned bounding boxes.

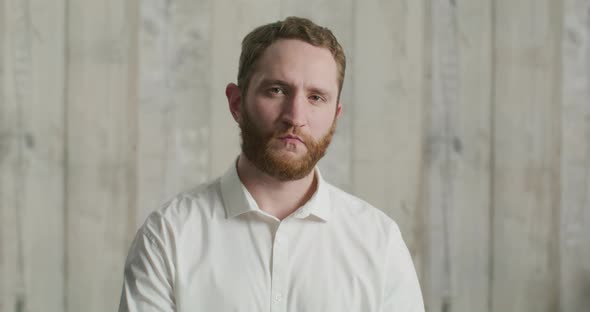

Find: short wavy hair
[237,16,346,100]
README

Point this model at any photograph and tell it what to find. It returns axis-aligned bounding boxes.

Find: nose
[281,92,307,128]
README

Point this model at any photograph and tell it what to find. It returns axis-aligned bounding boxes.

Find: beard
[239,105,337,181]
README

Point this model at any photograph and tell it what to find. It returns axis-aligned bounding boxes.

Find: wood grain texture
[492,0,562,311]
[0,1,21,310]
[17,1,66,311]
[426,1,492,311]
[560,0,590,310]
[65,0,138,311]
[1,0,66,311]
[137,0,212,226]
[352,0,427,289]
[280,0,354,192]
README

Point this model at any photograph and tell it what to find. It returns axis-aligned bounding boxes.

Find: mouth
[278,134,305,145]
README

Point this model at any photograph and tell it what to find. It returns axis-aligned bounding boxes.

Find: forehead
[250,39,339,92]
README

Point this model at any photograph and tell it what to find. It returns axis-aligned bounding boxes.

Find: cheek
[246,101,281,130]
[309,110,336,137]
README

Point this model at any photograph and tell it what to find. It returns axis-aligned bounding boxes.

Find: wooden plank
[426,0,492,311]
[491,0,562,311]
[65,0,138,311]
[17,1,66,311]
[0,1,21,311]
[1,0,66,311]
[352,0,427,288]
[208,0,280,179]
[137,0,213,226]
[280,0,354,191]
[560,0,590,311]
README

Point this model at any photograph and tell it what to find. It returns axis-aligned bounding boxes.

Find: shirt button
[274,294,282,302]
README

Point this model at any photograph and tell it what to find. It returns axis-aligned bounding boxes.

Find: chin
[270,142,306,155]
[269,150,305,161]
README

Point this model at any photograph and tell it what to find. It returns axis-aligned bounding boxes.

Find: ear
[226,83,242,123]
[335,102,343,120]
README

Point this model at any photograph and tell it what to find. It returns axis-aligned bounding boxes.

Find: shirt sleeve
[382,225,425,312]
[118,213,176,312]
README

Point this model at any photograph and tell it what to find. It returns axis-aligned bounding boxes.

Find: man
[119,16,424,312]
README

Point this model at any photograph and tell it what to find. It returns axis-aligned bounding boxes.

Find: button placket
[274,293,282,302]
[271,224,289,311]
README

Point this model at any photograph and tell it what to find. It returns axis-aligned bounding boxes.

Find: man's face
[235,39,342,181]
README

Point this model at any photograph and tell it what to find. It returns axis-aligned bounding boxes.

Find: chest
[173,220,385,312]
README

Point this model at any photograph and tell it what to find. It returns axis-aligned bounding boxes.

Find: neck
[236,153,317,220]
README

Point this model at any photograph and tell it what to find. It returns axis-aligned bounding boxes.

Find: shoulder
[125,178,223,272]
[325,182,402,239]
[140,178,223,240]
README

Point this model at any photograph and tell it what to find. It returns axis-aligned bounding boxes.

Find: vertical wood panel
[427,0,492,311]
[492,1,562,311]
[1,0,65,311]
[560,0,590,310]
[66,0,138,311]
[280,0,354,191]
[18,1,66,311]
[208,0,281,179]
[137,0,212,226]
[352,0,427,289]
[0,0,21,310]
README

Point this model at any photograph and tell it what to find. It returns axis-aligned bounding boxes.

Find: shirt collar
[219,160,331,222]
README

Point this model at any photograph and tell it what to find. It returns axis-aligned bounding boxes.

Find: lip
[279,135,304,144]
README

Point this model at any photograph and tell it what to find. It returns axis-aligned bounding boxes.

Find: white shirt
[119,163,424,312]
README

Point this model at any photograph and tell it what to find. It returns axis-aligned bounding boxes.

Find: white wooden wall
[1,0,589,312]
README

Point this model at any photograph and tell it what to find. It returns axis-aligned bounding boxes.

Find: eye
[268,87,285,95]
[309,94,325,103]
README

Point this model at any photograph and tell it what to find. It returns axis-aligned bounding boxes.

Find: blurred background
[1,0,589,311]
